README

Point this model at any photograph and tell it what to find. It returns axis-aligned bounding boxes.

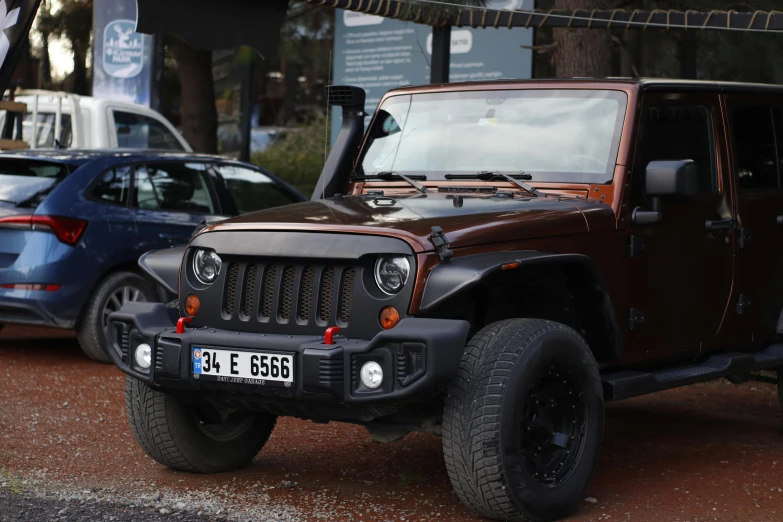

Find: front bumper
[107,301,470,406]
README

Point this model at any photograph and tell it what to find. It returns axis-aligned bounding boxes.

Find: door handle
[158,233,174,240]
[705,218,735,231]
[777,216,783,225]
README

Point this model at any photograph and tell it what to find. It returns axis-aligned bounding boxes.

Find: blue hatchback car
[0,150,304,361]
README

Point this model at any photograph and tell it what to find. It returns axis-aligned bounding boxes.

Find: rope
[606,8,622,29]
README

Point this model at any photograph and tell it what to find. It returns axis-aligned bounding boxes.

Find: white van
[0,90,192,151]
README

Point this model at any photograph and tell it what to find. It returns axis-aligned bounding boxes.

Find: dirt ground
[2,325,783,521]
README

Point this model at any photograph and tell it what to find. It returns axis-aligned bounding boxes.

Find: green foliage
[251,114,330,198]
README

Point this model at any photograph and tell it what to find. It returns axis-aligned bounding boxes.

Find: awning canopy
[135,0,289,56]
[298,0,783,32]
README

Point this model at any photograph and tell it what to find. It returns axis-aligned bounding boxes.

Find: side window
[113,111,185,151]
[730,106,779,190]
[91,166,132,205]
[213,165,301,215]
[133,163,217,214]
[21,113,72,148]
[134,168,160,210]
[636,104,717,200]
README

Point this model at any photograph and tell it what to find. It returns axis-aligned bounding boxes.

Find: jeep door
[724,95,783,343]
[625,92,734,362]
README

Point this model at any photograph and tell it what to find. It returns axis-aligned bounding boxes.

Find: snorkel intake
[311,85,367,200]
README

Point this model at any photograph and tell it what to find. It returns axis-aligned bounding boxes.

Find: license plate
[192,347,294,386]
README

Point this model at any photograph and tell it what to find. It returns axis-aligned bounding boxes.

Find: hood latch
[428,226,453,262]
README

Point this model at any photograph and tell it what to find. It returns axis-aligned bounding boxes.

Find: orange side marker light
[184,294,201,316]
[379,306,400,330]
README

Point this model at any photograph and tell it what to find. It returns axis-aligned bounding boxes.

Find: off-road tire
[777,370,783,411]
[442,319,604,522]
[77,271,156,363]
[125,377,276,473]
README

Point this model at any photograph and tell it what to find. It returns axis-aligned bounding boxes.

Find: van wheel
[77,271,156,362]
[125,377,276,473]
[442,319,604,522]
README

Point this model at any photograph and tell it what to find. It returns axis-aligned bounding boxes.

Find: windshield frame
[356,87,630,185]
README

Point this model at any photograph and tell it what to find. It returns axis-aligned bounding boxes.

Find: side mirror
[632,160,698,226]
[645,159,699,198]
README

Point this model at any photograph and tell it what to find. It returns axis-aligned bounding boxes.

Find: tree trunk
[71,44,89,95]
[40,33,51,88]
[620,28,641,77]
[170,38,217,154]
[552,0,613,78]
[678,32,698,79]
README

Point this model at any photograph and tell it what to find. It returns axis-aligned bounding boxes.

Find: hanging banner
[0,0,41,95]
[92,0,154,106]
[331,0,535,141]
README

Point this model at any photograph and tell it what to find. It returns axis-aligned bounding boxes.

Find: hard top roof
[385,77,783,96]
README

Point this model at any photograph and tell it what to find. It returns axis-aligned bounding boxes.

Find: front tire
[442,319,604,522]
[125,377,276,473]
[77,271,156,362]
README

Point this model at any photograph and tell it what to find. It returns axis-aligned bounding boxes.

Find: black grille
[261,265,276,319]
[298,266,315,321]
[119,325,130,362]
[224,263,239,315]
[319,267,335,323]
[221,260,356,328]
[338,268,355,324]
[279,266,296,320]
[319,358,343,384]
[242,265,258,317]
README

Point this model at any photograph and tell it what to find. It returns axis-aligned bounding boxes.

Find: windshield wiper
[355,171,428,193]
[445,172,543,197]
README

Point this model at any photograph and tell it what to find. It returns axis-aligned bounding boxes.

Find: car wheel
[125,377,276,473]
[442,319,604,522]
[77,271,156,363]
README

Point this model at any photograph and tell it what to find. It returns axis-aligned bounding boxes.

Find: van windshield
[0,160,70,208]
[359,89,628,184]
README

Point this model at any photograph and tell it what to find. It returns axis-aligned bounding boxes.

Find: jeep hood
[204,192,615,253]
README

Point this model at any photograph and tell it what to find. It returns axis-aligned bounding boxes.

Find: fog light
[135,343,152,369]
[360,361,383,389]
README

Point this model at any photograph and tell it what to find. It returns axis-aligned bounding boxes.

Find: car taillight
[0,284,61,291]
[0,215,87,245]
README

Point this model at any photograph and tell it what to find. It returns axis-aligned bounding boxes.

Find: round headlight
[193,249,222,285]
[374,257,410,295]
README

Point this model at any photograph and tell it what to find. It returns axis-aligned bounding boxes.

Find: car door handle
[705,218,735,231]
[158,233,174,240]
[777,215,783,225]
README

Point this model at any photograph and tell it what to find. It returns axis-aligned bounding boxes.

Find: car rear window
[0,159,71,208]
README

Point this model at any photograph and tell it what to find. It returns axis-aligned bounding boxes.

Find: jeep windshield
[359,89,628,184]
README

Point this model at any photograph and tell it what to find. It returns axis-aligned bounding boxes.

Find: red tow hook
[324,326,341,345]
[176,317,193,334]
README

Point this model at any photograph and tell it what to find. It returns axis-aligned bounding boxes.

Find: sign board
[331,0,534,141]
[92,0,154,106]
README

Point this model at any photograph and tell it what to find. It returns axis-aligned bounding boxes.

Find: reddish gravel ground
[2,324,783,521]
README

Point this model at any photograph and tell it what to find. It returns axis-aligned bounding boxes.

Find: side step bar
[602,344,783,401]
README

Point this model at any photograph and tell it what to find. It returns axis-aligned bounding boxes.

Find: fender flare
[138,246,186,296]
[419,250,623,361]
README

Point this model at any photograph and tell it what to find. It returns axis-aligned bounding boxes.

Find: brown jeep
[107,79,783,521]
